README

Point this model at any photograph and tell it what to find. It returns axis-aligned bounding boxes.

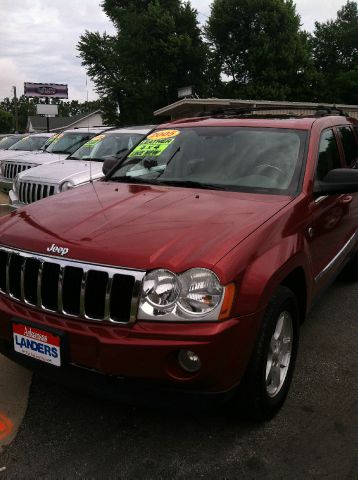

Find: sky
[0,0,350,102]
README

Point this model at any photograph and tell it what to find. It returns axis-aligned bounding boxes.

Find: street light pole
[13,86,19,133]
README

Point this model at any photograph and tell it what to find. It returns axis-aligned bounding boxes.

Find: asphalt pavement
[0,274,357,479]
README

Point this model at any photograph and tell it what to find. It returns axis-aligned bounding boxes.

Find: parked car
[0,134,27,152]
[0,108,357,420]
[9,126,153,207]
[0,127,110,192]
[0,133,55,162]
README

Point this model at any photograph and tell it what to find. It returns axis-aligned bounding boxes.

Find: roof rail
[195,105,348,118]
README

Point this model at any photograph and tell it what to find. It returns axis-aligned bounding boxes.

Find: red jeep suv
[0,107,358,420]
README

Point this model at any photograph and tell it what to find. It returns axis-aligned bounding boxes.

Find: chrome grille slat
[104,275,113,321]
[20,257,26,301]
[5,252,12,294]
[57,266,64,312]
[79,270,88,317]
[37,261,44,307]
[18,182,54,205]
[3,162,35,180]
[0,246,144,324]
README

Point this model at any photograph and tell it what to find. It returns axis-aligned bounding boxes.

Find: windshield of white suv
[8,135,49,151]
[41,134,58,151]
[45,132,96,154]
[109,127,307,195]
[0,136,24,150]
[69,132,144,162]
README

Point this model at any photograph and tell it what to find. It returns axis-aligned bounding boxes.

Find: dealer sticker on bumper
[13,323,61,367]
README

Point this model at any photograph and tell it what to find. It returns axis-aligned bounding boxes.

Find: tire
[237,285,300,421]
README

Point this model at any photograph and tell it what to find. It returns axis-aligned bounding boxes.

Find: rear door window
[316,129,342,180]
[337,126,358,167]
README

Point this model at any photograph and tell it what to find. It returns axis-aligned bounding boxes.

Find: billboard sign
[24,82,68,99]
[36,104,58,116]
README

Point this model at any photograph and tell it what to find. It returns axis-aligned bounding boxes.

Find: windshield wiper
[156,179,228,190]
[110,176,160,185]
[110,177,227,190]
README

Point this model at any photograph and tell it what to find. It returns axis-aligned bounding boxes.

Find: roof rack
[195,105,348,118]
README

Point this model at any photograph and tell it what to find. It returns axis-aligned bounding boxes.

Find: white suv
[9,126,152,207]
[0,127,110,192]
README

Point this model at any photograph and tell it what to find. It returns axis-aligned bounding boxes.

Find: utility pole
[13,86,19,133]
[45,97,50,133]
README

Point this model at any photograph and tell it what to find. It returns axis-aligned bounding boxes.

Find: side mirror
[314,168,358,195]
[102,149,128,176]
[102,158,119,176]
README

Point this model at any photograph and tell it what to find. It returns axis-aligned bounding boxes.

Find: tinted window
[46,132,95,154]
[9,136,49,151]
[0,136,24,150]
[110,127,307,195]
[70,132,143,161]
[316,129,341,181]
[338,126,358,166]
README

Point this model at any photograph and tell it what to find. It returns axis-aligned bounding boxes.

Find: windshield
[0,136,24,150]
[9,135,49,151]
[41,134,58,151]
[45,132,96,154]
[70,132,144,161]
[108,127,307,194]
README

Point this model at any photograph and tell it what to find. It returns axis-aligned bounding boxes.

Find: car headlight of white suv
[138,268,225,321]
[59,181,74,192]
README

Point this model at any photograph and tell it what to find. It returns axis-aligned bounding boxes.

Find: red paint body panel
[0,182,291,274]
[0,114,357,394]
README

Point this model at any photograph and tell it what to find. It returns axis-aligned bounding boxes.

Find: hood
[0,182,292,274]
[1,151,68,165]
[0,150,34,161]
[17,160,104,184]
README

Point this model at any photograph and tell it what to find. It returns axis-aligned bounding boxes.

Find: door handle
[339,195,353,205]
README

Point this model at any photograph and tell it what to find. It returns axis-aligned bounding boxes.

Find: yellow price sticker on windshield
[128,138,175,158]
[147,130,180,140]
[52,133,64,143]
[83,134,106,148]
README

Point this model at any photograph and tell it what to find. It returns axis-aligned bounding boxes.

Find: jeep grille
[0,246,145,324]
[3,162,34,180]
[18,182,56,204]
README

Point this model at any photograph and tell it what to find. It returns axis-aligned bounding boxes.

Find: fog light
[178,350,202,373]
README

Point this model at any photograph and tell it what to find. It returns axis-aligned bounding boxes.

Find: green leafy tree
[205,0,315,101]
[0,96,37,132]
[78,0,208,124]
[0,109,14,133]
[312,1,358,103]
[53,99,102,117]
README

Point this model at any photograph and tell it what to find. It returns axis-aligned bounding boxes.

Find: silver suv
[9,126,152,207]
[0,127,109,192]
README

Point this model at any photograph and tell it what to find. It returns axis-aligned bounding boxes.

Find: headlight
[138,268,224,321]
[142,269,181,309]
[60,181,74,192]
[177,268,223,315]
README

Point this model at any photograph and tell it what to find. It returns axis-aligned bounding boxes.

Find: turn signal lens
[219,283,236,320]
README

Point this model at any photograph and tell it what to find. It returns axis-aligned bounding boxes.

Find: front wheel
[237,286,300,421]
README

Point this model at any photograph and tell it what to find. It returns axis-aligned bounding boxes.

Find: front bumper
[8,189,25,209]
[0,295,263,394]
